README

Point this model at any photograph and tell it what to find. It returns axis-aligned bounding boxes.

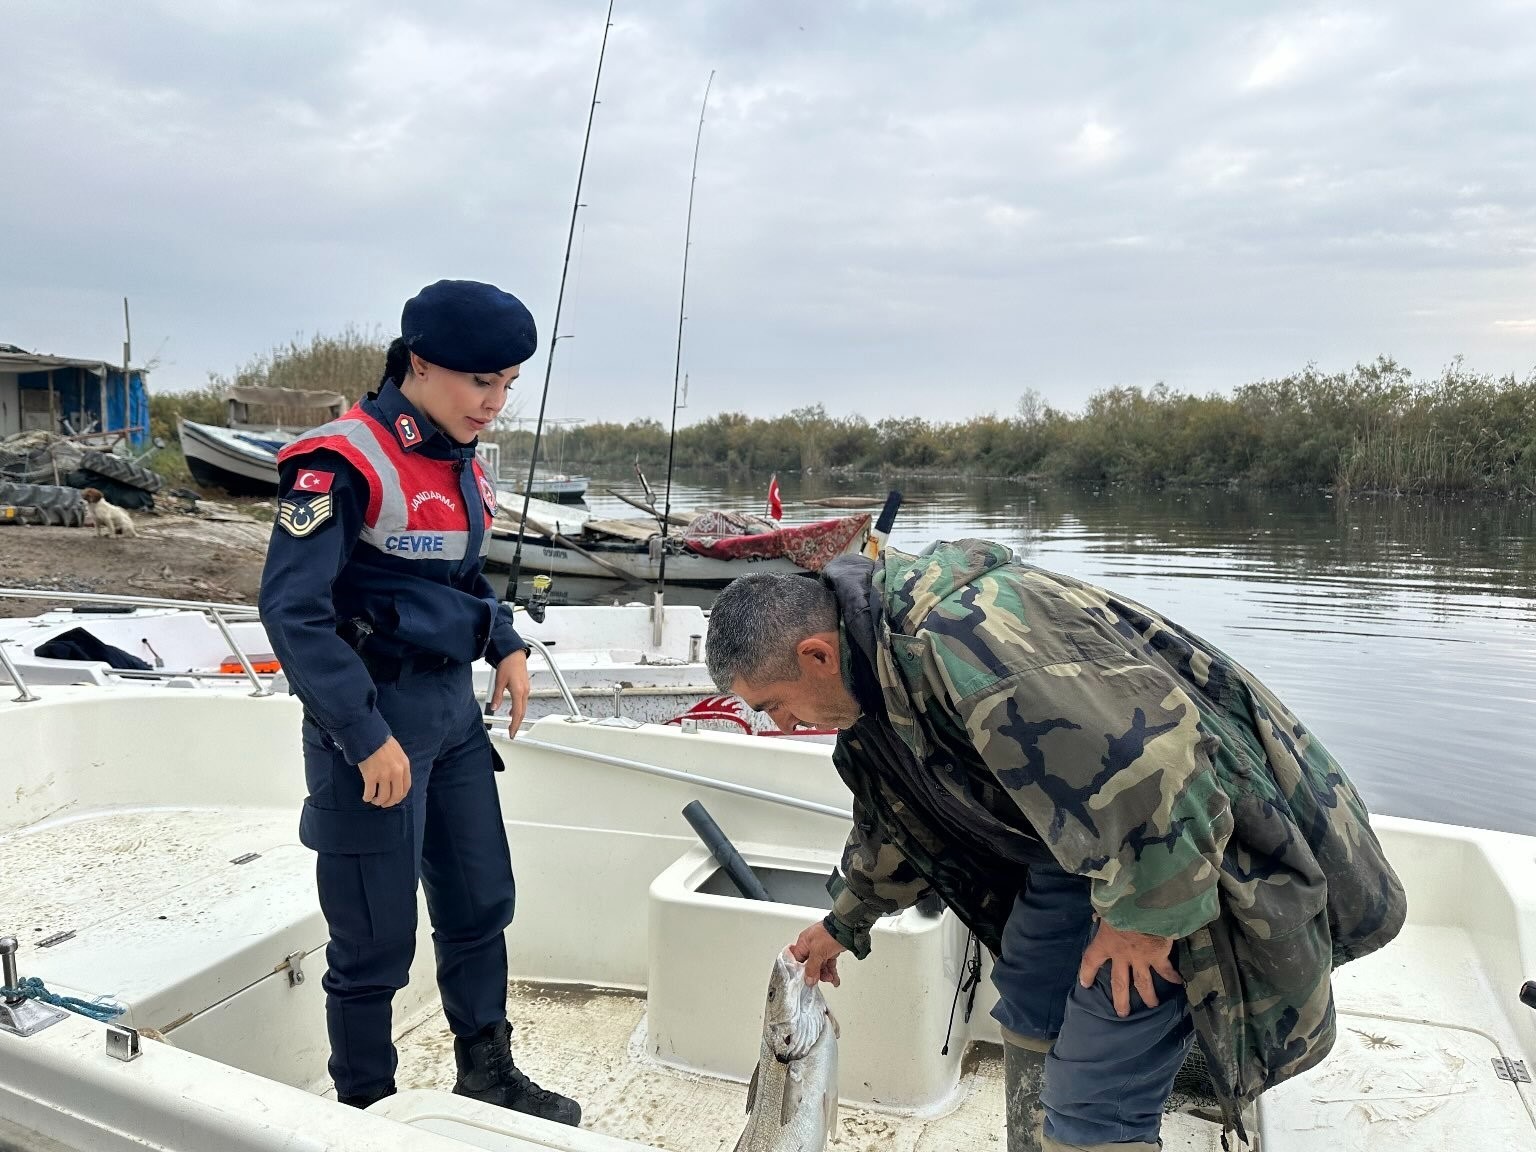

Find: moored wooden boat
[485,513,871,587]
[177,419,288,497]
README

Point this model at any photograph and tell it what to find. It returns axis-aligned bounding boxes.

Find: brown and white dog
[82,488,137,538]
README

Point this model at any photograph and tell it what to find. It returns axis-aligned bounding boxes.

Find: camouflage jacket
[819,541,1406,1118]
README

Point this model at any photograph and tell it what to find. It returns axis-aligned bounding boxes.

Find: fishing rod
[654,70,715,635]
[508,0,615,594]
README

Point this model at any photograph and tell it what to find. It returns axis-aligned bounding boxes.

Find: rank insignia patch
[395,413,422,447]
[278,493,334,538]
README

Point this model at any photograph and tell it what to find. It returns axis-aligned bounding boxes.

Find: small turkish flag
[294,469,334,494]
[767,474,783,520]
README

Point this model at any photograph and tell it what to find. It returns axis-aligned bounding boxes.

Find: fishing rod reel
[525,574,552,624]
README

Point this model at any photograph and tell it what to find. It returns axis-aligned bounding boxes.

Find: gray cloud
[3,1,1533,425]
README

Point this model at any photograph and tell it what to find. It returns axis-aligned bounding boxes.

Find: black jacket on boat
[258,379,525,765]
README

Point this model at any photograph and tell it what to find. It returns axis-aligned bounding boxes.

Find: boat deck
[389,982,1245,1152]
[2,758,1532,1152]
[385,915,1536,1152]
[395,984,1005,1151]
[2,807,299,941]
[1,805,1238,1151]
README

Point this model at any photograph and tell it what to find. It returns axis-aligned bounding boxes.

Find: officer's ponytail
[381,338,412,387]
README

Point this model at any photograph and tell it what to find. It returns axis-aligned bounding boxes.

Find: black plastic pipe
[682,800,771,901]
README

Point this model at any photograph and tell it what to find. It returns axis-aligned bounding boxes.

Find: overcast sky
[4,1,1534,425]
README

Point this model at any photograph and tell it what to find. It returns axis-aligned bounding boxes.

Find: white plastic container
[645,843,970,1111]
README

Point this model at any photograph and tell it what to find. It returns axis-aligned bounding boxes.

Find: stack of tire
[68,450,164,510]
[0,433,82,483]
[0,477,87,526]
[0,441,164,527]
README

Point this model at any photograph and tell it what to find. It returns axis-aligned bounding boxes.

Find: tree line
[150,338,1536,496]
[516,358,1536,496]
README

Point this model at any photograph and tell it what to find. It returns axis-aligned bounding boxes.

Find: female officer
[259,279,580,1125]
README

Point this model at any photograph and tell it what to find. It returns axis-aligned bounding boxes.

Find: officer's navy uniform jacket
[257,377,524,1100]
[260,378,526,765]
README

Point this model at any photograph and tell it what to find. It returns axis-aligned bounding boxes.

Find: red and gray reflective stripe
[373,528,475,561]
[281,412,479,561]
[279,414,405,531]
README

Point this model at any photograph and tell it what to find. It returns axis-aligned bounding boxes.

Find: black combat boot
[453,1020,581,1127]
[337,1083,397,1109]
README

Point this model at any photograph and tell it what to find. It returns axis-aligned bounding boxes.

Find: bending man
[705,540,1405,1151]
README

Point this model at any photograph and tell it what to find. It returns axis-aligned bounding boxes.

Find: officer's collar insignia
[278,493,334,538]
[395,412,423,449]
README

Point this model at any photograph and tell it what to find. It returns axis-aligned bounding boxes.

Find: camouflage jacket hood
[820,540,1407,1121]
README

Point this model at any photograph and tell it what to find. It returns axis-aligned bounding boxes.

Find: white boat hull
[2,690,1530,1151]
[0,596,761,727]
[0,603,274,686]
[517,475,589,502]
[490,491,592,538]
[178,419,284,496]
[486,535,831,585]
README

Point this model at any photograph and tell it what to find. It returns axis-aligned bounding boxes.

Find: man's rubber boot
[338,1083,397,1110]
[453,1020,582,1127]
[1004,1035,1049,1152]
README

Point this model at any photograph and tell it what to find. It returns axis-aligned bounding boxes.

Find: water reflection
[496,470,1536,836]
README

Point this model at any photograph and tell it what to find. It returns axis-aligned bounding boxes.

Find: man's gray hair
[705,573,839,692]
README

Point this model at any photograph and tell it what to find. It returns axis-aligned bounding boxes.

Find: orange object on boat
[220,654,281,674]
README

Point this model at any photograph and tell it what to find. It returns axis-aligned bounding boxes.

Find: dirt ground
[0,500,275,617]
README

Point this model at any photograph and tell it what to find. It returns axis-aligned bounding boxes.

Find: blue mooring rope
[2,977,125,1022]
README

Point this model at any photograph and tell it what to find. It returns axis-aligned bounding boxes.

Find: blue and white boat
[177,386,349,496]
[177,418,290,496]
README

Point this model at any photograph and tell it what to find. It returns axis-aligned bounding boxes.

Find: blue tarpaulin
[12,364,150,448]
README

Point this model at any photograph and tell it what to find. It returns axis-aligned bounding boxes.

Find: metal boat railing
[0,589,585,718]
[0,588,271,700]
[0,641,38,704]
[508,733,851,820]
[0,589,851,825]
[481,637,584,720]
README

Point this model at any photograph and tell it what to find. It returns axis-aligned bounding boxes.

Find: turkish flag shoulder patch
[293,469,335,494]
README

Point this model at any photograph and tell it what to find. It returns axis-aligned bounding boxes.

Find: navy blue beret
[401,280,538,373]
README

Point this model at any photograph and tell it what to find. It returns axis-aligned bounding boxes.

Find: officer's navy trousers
[299,662,514,1100]
[989,862,1195,1148]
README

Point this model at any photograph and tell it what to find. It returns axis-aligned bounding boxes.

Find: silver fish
[734,950,839,1152]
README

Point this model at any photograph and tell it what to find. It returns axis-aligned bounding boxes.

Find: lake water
[503,470,1536,838]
